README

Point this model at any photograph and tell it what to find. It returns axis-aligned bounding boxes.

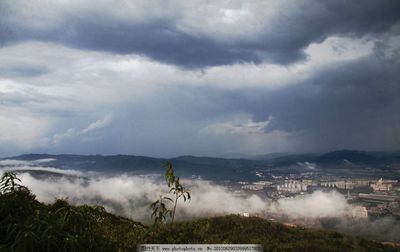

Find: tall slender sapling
[165,161,190,223]
[149,161,190,224]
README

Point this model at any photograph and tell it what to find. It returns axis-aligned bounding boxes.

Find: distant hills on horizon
[6,149,400,161]
[2,150,399,181]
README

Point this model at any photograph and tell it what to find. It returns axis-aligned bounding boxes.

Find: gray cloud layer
[0,0,399,156]
[1,0,400,68]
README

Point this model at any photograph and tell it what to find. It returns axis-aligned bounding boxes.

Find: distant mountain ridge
[2,150,399,180]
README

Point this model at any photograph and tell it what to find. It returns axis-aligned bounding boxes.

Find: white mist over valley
[1,157,399,242]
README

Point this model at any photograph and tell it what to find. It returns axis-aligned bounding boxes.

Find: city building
[277,180,307,193]
[371,178,393,192]
[350,206,368,218]
[241,184,265,190]
[320,179,370,190]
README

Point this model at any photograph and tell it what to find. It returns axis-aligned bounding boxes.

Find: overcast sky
[0,0,399,157]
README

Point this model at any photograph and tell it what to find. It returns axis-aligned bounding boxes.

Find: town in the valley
[239,177,398,220]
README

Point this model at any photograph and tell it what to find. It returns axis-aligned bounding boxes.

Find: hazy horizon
[4,148,400,160]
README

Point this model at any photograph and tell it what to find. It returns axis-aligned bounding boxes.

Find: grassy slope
[0,188,398,252]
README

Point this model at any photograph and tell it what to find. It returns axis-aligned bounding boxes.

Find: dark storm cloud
[59,20,261,68]
[215,51,400,151]
[264,58,399,129]
[136,37,399,152]
[1,0,400,68]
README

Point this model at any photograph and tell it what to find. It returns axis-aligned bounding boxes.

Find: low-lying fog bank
[1,159,399,241]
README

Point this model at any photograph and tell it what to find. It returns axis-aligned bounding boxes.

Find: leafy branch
[0,171,26,194]
[149,161,190,224]
[149,195,173,225]
[165,161,191,223]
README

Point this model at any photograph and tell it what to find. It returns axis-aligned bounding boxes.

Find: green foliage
[1,191,114,251]
[165,161,190,223]
[0,171,26,194]
[143,215,394,251]
[150,161,190,224]
[0,172,143,251]
[150,195,173,225]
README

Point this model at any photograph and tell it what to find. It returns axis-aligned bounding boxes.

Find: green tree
[0,171,26,194]
[165,161,190,223]
[149,195,173,225]
[149,161,190,224]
